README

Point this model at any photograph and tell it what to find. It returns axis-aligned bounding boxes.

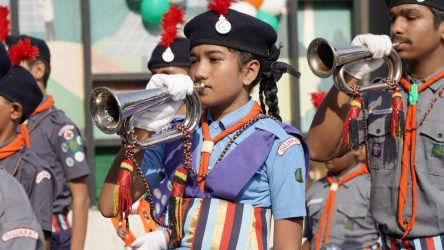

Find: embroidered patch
[295,168,304,183]
[66,157,74,167]
[153,188,162,199]
[345,219,354,230]
[69,140,79,151]
[161,195,167,205]
[432,144,444,158]
[277,137,300,156]
[61,143,68,153]
[63,130,74,140]
[58,125,75,136]
[371,142,382,158]
[307,198,323,207]
[36,170,51,184]
[74,152,85,162]
[76,136,83,145]
[1,227,39,242]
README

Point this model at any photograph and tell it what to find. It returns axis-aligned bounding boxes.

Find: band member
[0,39,56,249]
[99,0,307,249]
[303,146,379,250]
[6,35,90,250]
[0,169,45,250]
[307,0,444,248]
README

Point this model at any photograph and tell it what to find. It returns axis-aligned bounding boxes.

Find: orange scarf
[314,163,369,250]
[31,95,54,116]
[198,101,263,192]
[397,69,444,238]
[0,124,30,159]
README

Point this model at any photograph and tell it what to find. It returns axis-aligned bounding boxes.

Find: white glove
[147,74,194,101]
[133,74,193,131]
[130,231,167,250]
[343,34,392,79]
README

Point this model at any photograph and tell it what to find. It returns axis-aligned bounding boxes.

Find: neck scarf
[0,124,30,159]
[31,95,54,116]
[314,163,369,250]
[397,69,444,238]
[198,101,263,192]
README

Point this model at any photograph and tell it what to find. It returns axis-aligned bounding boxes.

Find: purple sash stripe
[192,199,211,249]
[420,237,428,249]
[228,203,244,250]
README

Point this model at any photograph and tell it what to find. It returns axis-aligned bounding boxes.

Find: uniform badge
[58,124,75,136]
[74,151,85,162]
[36,170,51,184]
[215,16,231,34]
[345,219,354,230]
[66,157,75,167]
[277,137,300,156]
[162,47,174,62]
[1,227,39,242]
[371,142,382,158]
[295,168,304,183]
[432,144,444,158]
[64,130,74,140]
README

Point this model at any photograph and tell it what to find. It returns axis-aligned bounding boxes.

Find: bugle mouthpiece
[194,82,205,93]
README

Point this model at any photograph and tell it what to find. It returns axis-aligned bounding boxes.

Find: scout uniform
[0,169,45,250]
[304,163,379,250]
[142,100,308,248]
[0,41,57,236]
[364,65,444,247]
[6,35,91,247]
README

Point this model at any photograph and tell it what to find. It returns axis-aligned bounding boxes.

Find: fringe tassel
[343,97,362,150]
[114,159,134,222]
[168,167,187,248]
[391,89,404,139]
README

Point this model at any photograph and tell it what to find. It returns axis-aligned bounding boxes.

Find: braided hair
[235,45,299,121]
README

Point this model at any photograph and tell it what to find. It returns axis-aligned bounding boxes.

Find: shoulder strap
[28,109,61,133]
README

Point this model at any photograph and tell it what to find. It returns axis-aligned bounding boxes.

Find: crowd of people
[1,0,444,249]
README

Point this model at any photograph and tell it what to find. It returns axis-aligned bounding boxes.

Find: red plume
[0,6,10,42]
[208,0,236,16]
[8,38,40,65]
[160,6,185,47]
[311,91,326,109]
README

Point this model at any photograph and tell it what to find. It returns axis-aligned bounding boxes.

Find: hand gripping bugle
[307,38,402,95]
[90,83,204,149]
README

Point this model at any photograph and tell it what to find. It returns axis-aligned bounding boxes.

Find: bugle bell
[90,84,203,149]
[307,38,402,95]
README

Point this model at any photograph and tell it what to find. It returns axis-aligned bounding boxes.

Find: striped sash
[179,198,271,250]
[381,234,444,249]
[51,211,70,233]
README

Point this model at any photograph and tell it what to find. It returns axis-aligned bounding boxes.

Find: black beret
[0,44,43,123]
[6,35,51,64]
[147,37,190,71]
[184,9,277,57]
[385,0,444,11]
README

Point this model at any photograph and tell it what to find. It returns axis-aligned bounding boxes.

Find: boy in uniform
[0,40,57,249]
[307,0,444,248]
[6,35,90,250]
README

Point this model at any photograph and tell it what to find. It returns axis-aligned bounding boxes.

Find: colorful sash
[180,198,271,250]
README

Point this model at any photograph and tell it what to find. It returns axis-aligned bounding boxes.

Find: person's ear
[29,60,45,82]
[9,102,23,122]
[242,59,260,87]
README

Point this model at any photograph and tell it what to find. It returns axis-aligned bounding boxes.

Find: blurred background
[2,0,391,248]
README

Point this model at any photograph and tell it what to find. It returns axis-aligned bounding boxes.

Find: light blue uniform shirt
[141,100,306,219]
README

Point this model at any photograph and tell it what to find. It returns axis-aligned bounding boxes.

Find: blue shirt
[141,100,306,219]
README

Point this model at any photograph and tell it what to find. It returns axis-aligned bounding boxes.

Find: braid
[258,82,266,113]
[261,77,281,121]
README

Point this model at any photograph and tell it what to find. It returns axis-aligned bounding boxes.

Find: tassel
[343,97,362,150]
[168,167,187,249]
[391,89,404,139]
[113,158,134,222]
